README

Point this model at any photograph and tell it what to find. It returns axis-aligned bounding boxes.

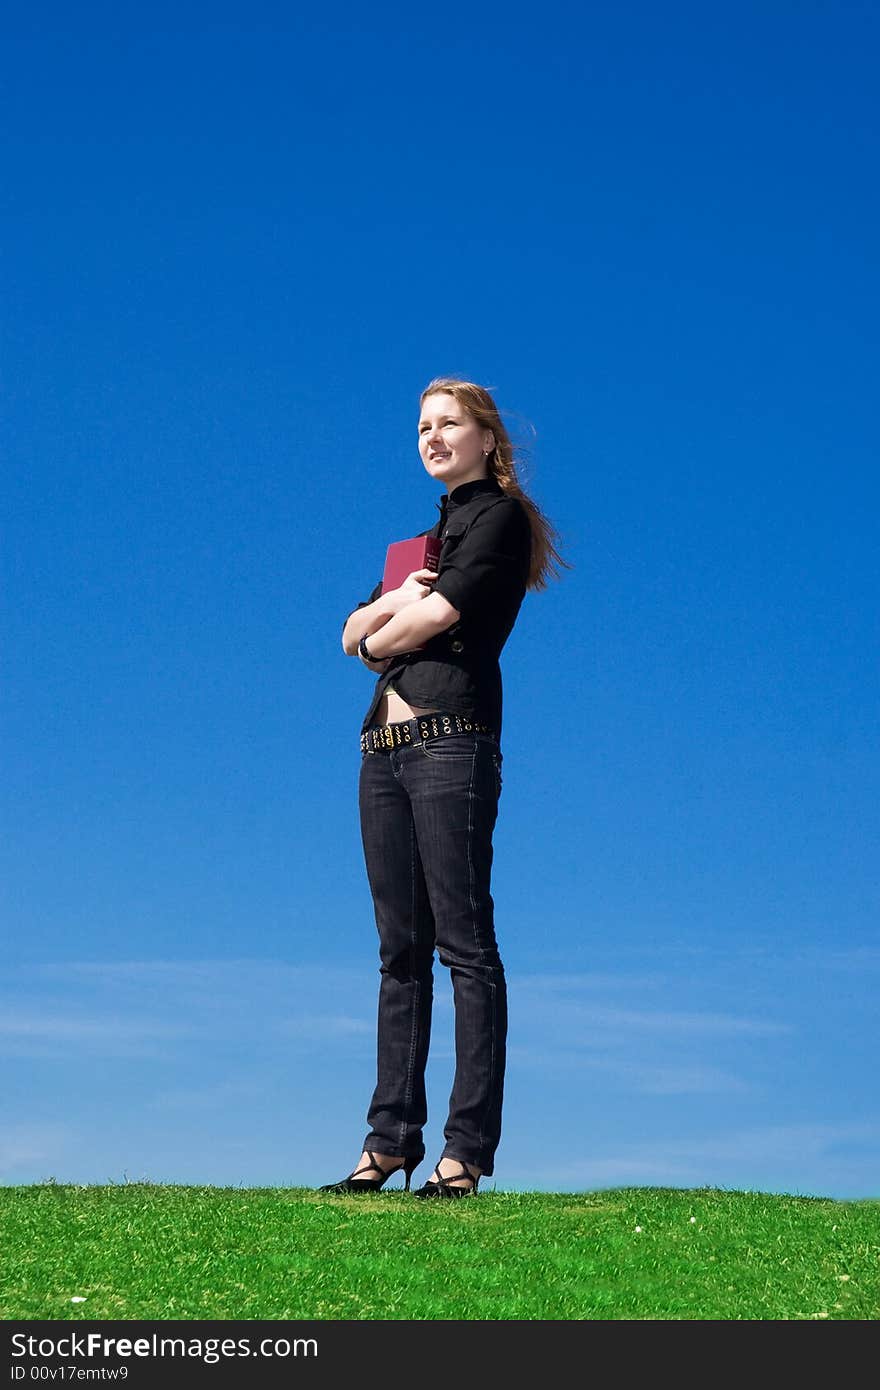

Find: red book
[381,535,443,593]
[381,534,443,652]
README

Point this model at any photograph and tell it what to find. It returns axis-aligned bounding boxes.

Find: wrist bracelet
[358,634,383,663]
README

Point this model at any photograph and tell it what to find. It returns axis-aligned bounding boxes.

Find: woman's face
[418,392,495,491]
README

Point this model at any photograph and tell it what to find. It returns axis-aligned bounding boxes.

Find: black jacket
[347,476,531,742]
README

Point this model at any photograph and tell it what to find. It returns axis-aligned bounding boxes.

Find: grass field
[1,1182,878,1320]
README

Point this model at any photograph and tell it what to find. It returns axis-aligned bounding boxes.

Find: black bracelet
[358,634,383,663]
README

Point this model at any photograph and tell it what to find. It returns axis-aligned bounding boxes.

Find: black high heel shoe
[319,1149,422,1194]
[412,1159,480,1199]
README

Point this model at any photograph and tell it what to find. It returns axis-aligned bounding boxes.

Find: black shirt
[346,476,532,743]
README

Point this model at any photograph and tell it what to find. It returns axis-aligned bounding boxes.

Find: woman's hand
[360,654,392,674]
[357,572,437,670]
[394,568,437,605]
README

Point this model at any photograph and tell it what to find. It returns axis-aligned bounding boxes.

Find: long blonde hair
[420,377,571,591]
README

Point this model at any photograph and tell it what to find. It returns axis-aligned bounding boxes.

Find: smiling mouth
[431,453,451,460]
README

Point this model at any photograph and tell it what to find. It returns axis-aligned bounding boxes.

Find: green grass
[1,1183,878,1320]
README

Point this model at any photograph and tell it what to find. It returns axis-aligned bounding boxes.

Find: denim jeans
[358,718,506,1176]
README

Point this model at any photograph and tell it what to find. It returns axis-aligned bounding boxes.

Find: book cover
[380,534,443,653]
[381,534,443,594]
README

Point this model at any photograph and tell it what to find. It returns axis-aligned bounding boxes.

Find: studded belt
[360,710,495,754]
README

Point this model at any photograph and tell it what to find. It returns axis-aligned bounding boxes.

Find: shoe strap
[429,1160,478,1190]
[350,1150,401,1181]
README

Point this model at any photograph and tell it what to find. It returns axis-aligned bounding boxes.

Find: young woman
[323,377,567,1197]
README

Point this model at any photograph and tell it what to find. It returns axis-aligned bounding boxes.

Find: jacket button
[450,639,464,653]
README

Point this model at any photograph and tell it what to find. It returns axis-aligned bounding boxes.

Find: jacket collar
[435,474,503,518]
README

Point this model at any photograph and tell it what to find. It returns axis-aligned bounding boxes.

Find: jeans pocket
[420,734,477,761]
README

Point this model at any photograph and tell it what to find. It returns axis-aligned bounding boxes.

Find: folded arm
[342,581,459,659]
[354,591,460,661]
[341,586,399,656]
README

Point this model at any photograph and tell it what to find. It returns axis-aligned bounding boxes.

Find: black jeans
[358,719,506,1176]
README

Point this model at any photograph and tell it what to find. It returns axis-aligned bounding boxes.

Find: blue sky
[3,3,878,1199]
